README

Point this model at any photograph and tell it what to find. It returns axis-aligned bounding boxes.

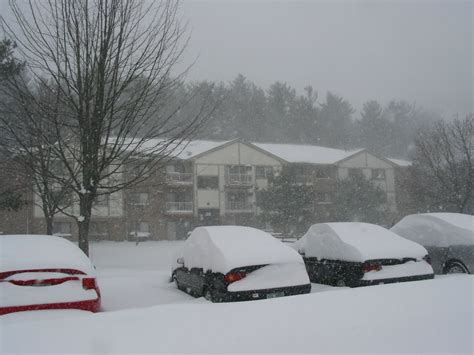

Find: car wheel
[203,287,214,302]
[445,261,469,274]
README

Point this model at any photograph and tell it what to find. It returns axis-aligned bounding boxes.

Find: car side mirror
[177,257,184,265]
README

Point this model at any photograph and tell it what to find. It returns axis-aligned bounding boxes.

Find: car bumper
[217,283,311,302]
[357,273,434,287]
[0,297,101,316]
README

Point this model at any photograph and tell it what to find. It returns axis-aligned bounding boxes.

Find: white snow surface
[392,213,474,247]
[0,235,95,275]
[1,241,472,353]
[1,281,98,307]
[362,261,433,280]
[4,272,74,281]
[295,222,428,262]
[227,263,309,292]
[179,226,303,274]
[253,142,363,164]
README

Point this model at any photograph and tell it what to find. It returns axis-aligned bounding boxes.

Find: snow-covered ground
[1,241,473,353]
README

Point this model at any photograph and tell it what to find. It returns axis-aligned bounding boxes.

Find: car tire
[203,287,215,302]
[444,261,469,274]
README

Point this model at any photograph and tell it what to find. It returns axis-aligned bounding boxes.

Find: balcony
[166,172,193,186]
[165,201,193,214]
[225,173,253,187]
[225,201,253,212]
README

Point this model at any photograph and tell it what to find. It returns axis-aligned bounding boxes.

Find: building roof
[252,143,364,165]
[386,158,412,167]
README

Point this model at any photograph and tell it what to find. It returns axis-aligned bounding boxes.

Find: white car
[171,226,311,302]
[391,213,474,274]
[294,222,434,287]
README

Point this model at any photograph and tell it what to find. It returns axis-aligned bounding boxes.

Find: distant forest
[168,74,444,159]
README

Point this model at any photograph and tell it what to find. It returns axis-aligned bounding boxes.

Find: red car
[0,235,101,316]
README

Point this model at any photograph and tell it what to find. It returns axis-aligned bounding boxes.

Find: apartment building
[0,139,410,240]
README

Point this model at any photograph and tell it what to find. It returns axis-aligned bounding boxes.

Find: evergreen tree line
[169,74,442,159]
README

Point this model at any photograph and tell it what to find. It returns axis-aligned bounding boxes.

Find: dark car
[171,226,311,302]
[0,235,101,316]
[294,222,434,287]
[391,213,473,274]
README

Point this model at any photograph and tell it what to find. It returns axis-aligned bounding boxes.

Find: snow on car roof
[253,143,363,165]
[179,226,303,274]
[391,213,474,247]
[295,222,427,262]
[0,235,95,275]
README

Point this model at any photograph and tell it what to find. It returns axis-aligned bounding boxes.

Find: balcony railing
[225,173,253,186]
[166,172,193,184]
[226,201,253,211]
[166,201,193,213]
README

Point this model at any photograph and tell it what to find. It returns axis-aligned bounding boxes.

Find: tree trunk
[77,196,92,256]
[45,216,54,235]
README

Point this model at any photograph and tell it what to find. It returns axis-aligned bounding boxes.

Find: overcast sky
[1,0,471,117]
[177,0,473,117]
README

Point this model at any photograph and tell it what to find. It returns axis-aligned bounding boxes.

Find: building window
[94,194,109,207]
[129,192,149,206]
[371,169,386,180]
[129,221,150,239]
[197,176,218,189]
[348,168,364,179]
[256,166,274,179]
[53,222,72,237]
[51,190,72,208]
[89,221,108,238]
[314,166,333,179]
[227,165,251,175]
[315,192,333,204]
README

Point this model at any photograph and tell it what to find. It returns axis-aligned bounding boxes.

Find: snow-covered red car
[0,235,101,316]
[171,226,311,302]
[391,213,473,274]
[294,222,434,287]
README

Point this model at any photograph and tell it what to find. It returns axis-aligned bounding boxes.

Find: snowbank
[179,226,303,274]
[2,276,472,353]
[391,213,474,247]
[0,235,95,275]
[295,223,428,262]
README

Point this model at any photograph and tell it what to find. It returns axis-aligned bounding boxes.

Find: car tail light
[362,262,382,273]
[423,255,432,265]
[82,278,97,290]
[224,271,246,283]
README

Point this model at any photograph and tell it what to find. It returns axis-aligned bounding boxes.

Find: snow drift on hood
[391,213,474,247]
[0,235,95,275]
[178,226,303,274]
[294,223,428,262]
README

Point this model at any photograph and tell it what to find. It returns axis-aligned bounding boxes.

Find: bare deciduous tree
[1,0,212,255]
[410,116,474,213]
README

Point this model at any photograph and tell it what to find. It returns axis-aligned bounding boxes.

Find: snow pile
[391,213,474,247]
[362,261,433,281]
[179,226,303,274]
[0,235,95,275]
[1,281,97,307]
[227,263,309,291]
[1,276,472,353]
[295,223,428,262]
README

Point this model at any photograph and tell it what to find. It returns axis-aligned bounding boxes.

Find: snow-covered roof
[387,158,412,167]
[295,222,428,262]
[391,213,474,247]
[253,143,364,165]
[179,226,303,274]
[0,235,95,275]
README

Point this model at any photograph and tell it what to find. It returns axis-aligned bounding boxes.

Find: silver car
[391,213,473,274]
